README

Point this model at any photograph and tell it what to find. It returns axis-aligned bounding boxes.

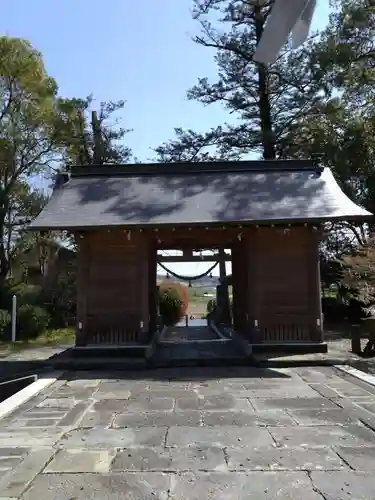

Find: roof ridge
[70,160,322,177]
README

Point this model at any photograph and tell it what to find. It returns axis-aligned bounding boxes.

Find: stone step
[151,339,252,368]
[149,356,253,368]
[46,357,148,371]
[69,345,150,358]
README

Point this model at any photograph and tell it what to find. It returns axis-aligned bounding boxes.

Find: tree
[341,236,375,308]
[0,36,70,284]
[63,97,133,168]
[156,0,325,161]
[5,183,49,277]
[154,127,232,162]
[313,0,375,115]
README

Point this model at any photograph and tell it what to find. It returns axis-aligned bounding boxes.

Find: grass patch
[0,327,75,354]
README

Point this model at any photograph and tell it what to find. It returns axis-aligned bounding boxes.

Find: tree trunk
[0,202,9,290]
[254,5,276,160]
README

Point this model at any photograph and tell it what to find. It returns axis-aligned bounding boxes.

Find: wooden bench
[351,318,375,357]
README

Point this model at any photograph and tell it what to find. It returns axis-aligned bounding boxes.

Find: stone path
[155,326,247,366]
[161,325,219,342]
[0,365,374,497]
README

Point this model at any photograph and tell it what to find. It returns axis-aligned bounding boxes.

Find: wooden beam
[157,254,231,263]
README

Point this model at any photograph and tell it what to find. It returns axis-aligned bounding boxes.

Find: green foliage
[158,281,189,326]
[0,309,11,339]
[11,284,43,307]
[313,0,375,111]
[207,298,217,314]
[156,0,324,161]
[0,36,74,282]
[63,97,133,168]
[340,237,375,308]
[17,304,50,339]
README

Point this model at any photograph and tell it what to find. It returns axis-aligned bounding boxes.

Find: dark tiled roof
[29,161,372,230]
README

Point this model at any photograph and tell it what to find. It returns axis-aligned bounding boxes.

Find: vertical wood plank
[76,234,89,346]
[148,238,157,339]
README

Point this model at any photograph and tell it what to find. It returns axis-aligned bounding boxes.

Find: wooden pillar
[137,236,149,343]
[246,230,261,343]
[76,233,89,346]
[148,240,157,337]
[310,226,323,341]
[218,248,231,325]
[232,237,248,334]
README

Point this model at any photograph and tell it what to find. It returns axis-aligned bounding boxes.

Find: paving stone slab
[94,390,132,400]
[286,408,360,426]
[113,410,202,428]
[226,445,346,471]
[21,410,68,419]
[91,400,131,413]
[0,449,55,498]
[307,382,342,399]
[118,397,175,413]
[166,426,274,448]
[111,447,171,471]
[334,446,375,471]
[356,402,375,414]
[268,424,375,448]
[8,419,58,429]
[0,448,29,457]
[310,471,375,499]
[175,395,251,411]
[0,457,25,470]
[79,410,115,428]
[325,382,375,399]
[241,381,302,391]
[58,401,93,427]
[58,428,168,449]
[195,380,248,389]
[49,387,97,400]
[251,397,339,412]
[65,379,101,389]
[20,472,170,500]
[36,399,75,409]
[201,410,296,427]
[170,471,322,499]
[97,382,151,394]
[0,431,64,447]
[170,445,227,471]
[296,368,344,383]
[132,390,194,400]
[238,387,321,399]
[44,449,116,473]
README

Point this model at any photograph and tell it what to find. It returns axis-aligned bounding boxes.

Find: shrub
[11,284,43,307]
[322,297,344,323]
[207,298,217,314]
[158,281,189,326]
[17,304,51,340]
[0,283,43,312]
[0,309,11,339]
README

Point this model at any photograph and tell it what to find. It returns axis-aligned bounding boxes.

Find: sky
[1,0,331,279]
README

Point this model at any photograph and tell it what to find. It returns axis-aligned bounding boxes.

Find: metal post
[11,295,17,342]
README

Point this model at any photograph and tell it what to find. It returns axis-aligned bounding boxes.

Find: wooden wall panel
[249,226,320,343]
[82,231,150,344]
[148,240,157,335]
[231,237,249,334]
[76,235,89,346]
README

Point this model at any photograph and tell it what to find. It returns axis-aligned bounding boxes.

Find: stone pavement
[161,325,219,342]
[0,366,374,498]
